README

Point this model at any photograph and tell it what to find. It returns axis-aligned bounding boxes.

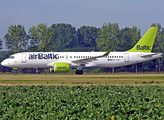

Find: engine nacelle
[50,63,71,72]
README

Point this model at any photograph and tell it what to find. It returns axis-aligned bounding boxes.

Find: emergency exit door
[21,53,26,63]
[124,53,129,62]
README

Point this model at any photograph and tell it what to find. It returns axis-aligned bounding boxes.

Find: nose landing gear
[13,67,18,75]
[14,70,18,75]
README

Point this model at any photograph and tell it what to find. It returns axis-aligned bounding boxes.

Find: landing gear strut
[75,70,83,75]
[14,70,18,75]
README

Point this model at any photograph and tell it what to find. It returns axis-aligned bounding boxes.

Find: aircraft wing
[140,53,162,58]
[47,50,112,67]
[71,49,112,64]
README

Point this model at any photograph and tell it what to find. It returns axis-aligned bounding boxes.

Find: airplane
[1,27,162,75]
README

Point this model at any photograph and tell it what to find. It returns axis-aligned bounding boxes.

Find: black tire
[75,70,79,74]
[76,70,83,75]
[79,70,83,75]
[14,70,18,75]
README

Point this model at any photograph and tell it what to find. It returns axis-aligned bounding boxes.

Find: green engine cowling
[50,63,71,72]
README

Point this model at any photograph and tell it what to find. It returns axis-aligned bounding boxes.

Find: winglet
[103,49,112,56]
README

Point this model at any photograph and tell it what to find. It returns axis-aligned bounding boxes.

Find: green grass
[0,74,164,86]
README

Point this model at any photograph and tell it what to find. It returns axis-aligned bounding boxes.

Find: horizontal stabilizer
[140,53,162,58]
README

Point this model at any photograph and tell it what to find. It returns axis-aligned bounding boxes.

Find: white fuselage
[1,52,162,69]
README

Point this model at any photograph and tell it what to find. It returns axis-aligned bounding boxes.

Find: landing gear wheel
[76,70,79,74]
[14,70,18,75]
[79,70,83,74]
[75,70,83,75]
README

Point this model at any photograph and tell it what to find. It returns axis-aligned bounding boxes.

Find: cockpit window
[10,56,15,59]
[7,56,15,59]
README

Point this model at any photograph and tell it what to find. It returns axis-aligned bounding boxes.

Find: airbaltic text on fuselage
[137,45,151,50]
[29,53,59,59]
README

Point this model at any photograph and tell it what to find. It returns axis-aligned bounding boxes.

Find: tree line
[0,23,164,73]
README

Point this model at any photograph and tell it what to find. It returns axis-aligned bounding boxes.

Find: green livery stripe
[127,27,158,52]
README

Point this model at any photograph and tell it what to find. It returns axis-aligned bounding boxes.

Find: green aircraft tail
[127,27,158,52]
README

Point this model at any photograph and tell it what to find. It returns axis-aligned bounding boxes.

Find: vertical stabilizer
[127,27,158,52]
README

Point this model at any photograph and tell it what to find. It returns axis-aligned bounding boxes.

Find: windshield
[7,56,15,59]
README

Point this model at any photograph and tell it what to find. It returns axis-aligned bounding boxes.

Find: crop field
[1,74,164,119]
[1,85,164,119]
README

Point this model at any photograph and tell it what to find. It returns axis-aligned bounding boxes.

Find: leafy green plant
[0,85,164,119]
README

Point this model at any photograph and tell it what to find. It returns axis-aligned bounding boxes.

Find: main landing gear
[75,70,83,75]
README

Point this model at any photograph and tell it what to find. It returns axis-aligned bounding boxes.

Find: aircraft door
[124,53,129,62]
[21,53,26,63]
[65,54,69,60]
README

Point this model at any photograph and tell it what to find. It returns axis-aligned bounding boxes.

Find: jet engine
[50,63,71,72]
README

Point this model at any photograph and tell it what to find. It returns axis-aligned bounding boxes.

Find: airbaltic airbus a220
[1,27,162,75]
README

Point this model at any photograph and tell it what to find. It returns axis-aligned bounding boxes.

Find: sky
[0,0,164,49]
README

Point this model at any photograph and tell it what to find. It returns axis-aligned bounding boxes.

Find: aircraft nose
[1,60,7,67]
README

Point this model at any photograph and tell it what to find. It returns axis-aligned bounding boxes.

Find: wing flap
[72,56,100,63]
[71,49,112,64]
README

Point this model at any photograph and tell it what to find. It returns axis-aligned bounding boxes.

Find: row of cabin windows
[59,56,123,59]
[60,56,64,58]
[73,56,92,58]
